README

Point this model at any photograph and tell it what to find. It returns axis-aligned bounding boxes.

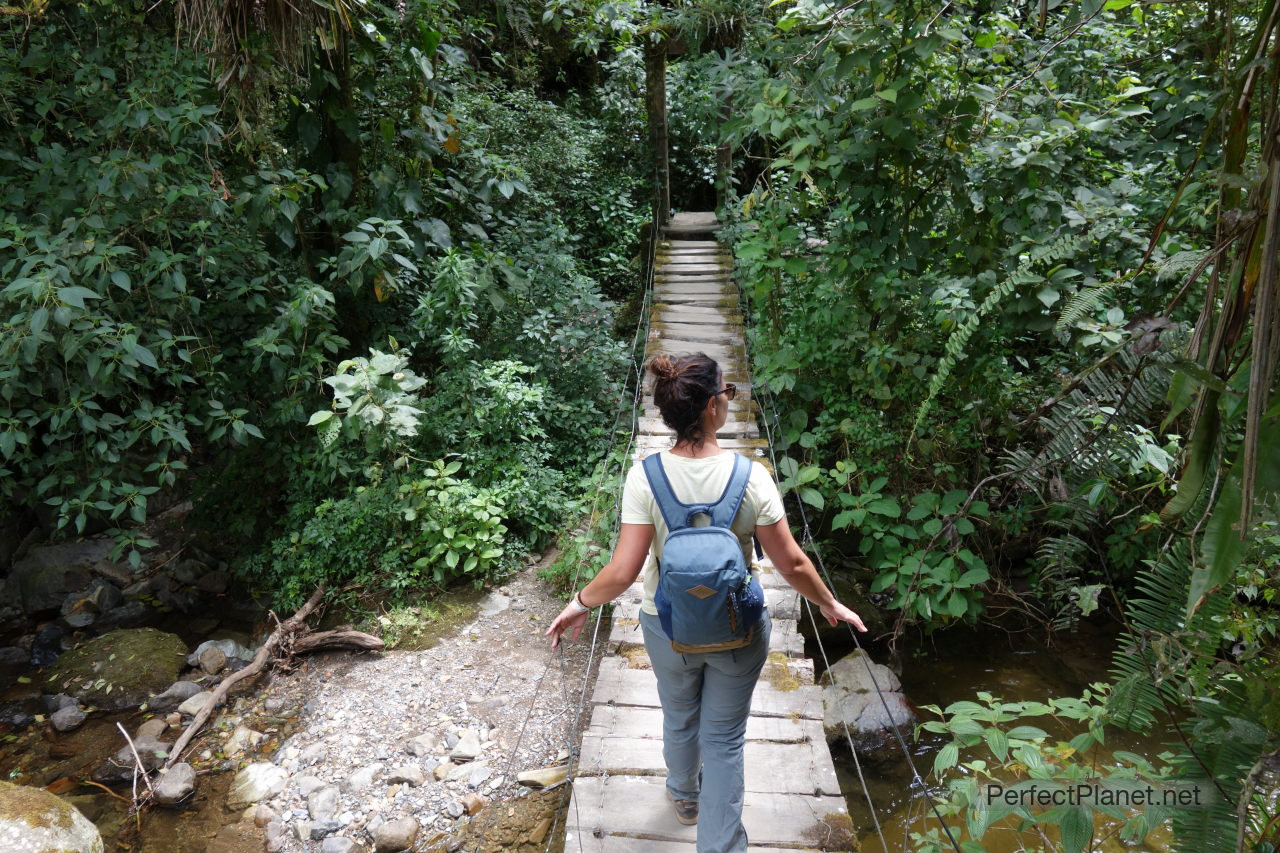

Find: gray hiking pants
[640,608,771,853]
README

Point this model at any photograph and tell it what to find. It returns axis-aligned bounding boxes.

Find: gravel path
[250,553,605,853]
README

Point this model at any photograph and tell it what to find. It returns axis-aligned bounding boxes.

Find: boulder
[0,779,103,853]
[44,628,187,711]
[226,763,289,810]
[5,540,113,615]
[154,763,197,804]
[820,649,915,748]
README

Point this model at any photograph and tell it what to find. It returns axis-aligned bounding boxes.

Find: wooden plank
[577,738,841,797]
[566,836,819,853]
[608,616,805,659]
[589,658,823,719]
[565,775,853,849]
[653,281,734,294]
[638,417,759,438]
[661,239,720,247]
[585,704,822,744]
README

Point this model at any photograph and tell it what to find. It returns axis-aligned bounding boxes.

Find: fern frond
[911,232,1089,446]
[1055,278,1129,333]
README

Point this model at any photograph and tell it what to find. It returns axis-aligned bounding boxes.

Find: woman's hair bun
[648,355,678,380]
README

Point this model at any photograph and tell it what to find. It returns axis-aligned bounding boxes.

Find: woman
[547,352,866,853]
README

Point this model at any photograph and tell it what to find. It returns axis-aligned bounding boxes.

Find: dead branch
[116,722,157,806]
[165,584,327,769]
[292,629,385,655]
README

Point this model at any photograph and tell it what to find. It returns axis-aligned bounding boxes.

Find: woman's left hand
[546,605,591,649]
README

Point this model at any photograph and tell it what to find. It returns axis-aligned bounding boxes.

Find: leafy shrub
[246,460,510,609]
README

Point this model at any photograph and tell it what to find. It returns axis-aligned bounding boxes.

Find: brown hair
[648,353,720,447]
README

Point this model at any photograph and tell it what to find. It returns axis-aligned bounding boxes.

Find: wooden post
[645,37,670,227]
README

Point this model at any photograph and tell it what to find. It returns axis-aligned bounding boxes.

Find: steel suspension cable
[469,212,657,853]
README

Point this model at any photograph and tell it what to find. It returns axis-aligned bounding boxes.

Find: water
[832,620,1176,852]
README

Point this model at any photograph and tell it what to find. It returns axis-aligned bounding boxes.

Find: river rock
[224,725,264,757]
[308,785,340,821]
[44,693,77,712]
[462,793,487,815]
[516,765,568,789]
[449,729,482,761]
[433,762,454,781]
[178,691,217,716]
[5,540,113,615]
[405,732,438,756]
[343,762,384,792]
[265,819,287,853]
[187,638,255,667]
[198,646,227,675]
[195,570,231,594]
[51,703,87,732]
[154,762,197,804]
[385,764,424,786]
[137,717,168,739]
[820,648,916,747]
[60,579,121,629]
[149,680,203,712]
[92,735,171,783]
[226,762,289,809]
[322,837,361,853]
[29,624,65,667]
[44,628,187,711]
[0,779,104,852]
[295,775,325,797]
[96,600,149,632]
[374,816,418,853]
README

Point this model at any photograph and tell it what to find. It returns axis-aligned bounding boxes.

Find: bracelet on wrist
[569,592,591,614]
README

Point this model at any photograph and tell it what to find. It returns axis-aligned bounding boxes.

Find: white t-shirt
[620,450,786,616]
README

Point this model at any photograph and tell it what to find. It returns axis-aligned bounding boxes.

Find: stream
[830,619,1176,852]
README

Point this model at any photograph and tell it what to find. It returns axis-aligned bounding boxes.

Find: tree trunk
[645,38,670,226]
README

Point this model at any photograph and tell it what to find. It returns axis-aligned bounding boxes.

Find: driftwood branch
[116,722,157,805]
[165,584,327,769]
[293,629,385,654]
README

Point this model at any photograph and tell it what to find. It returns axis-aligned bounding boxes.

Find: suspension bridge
[561,213,857,852]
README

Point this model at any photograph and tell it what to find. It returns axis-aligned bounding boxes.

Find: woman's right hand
[820,600,868,631]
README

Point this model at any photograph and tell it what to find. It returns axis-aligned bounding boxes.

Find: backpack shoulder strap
[708,453,751,529]
[641,453,685,530]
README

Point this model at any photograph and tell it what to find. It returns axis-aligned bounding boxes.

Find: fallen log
[293,629,385,654]
[164,584,327,769]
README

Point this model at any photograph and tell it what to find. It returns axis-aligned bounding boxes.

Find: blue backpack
[643,452,766,653]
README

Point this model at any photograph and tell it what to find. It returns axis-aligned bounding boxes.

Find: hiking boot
[667,789,698,825]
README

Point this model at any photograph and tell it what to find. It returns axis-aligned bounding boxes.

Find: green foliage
[914,687,1185,853]
[245,459,510,608]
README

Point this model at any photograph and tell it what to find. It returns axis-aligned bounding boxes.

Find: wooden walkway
[563,213,854,852]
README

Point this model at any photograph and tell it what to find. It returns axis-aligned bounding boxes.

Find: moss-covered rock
[43,628,187,711]
[0,780,104,853]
